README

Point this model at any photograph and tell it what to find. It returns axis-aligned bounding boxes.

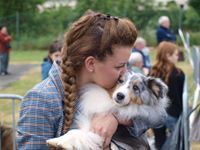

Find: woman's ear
[84,56,95,72]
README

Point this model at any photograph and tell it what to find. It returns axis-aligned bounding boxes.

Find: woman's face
[167,50,179,64]
[92,45,132,89]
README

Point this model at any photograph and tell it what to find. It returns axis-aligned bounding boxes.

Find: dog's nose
[116,92,125,101]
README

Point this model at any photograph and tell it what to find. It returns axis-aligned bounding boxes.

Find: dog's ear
[147,77,168,99]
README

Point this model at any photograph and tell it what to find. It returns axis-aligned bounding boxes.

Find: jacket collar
[49,62,64,101]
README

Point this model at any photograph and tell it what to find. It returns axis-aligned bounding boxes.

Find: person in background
[149,41,185,149]
[156,16,176,44]
[0,26,12,75]
[41,40,62,80]
[128,52,144,74]
[156,16,185,61]
[132,37,151,75]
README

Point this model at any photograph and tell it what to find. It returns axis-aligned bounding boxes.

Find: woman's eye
[115,64,126,70]
[118,79,124,84]
[133,85,139,91]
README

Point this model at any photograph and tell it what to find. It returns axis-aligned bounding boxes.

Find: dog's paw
[46,138,60,147]
[47,136,74,150]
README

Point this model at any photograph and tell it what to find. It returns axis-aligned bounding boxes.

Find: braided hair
[61,10,137,133]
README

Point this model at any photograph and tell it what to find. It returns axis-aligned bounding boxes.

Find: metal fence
[0,94,23,150]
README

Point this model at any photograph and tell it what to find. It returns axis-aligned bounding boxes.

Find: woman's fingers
[90,113,118,148]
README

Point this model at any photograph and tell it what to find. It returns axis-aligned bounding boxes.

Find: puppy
[47,72,169,150]
[0,124,13,150]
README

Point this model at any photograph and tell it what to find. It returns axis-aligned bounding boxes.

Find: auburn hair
[60,10,137,132]
[149,41,180,83]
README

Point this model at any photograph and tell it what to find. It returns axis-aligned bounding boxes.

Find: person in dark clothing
[156,16,176,44]
[149,41,185,149]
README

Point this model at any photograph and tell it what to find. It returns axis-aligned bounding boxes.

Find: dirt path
[0,64,39,89]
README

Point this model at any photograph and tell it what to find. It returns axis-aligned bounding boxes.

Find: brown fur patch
[151,84,160,98]
[132,80,140,88]
[130,97,143,105]
[0,124,13,150]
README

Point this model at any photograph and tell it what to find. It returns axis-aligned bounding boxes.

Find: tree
[75,0,156,29]
[189,0,200,15]
[0,0,44,17]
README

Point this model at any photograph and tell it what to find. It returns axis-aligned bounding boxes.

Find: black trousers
[153,126,167,150]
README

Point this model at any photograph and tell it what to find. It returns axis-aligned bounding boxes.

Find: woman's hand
[91,113,118,149]
[116,117,133,126]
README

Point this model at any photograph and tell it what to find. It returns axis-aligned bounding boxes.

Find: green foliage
[75,0,156,30]
[183,7,200,31]
[0,0,200,50]
[0,0,44,17]
[189,0,200,15]
[189,32,200,45]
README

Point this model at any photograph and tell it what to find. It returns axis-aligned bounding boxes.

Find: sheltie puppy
[47,72,169,150]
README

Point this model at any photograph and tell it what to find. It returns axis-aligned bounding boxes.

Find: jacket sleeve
[17,89,62,150]
[127,111,167,138]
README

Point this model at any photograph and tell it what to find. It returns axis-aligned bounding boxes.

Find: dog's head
[112,71,168,106]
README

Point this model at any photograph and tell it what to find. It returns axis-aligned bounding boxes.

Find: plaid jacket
[17,62,156,149]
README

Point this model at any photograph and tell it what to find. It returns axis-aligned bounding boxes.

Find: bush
[12,34,59,50]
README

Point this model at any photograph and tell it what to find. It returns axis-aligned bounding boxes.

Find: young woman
[149,41,185,149]
[17,11,163,150]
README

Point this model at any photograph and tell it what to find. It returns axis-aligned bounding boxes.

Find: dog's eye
[133,85,139,91]
[118,79,124,84]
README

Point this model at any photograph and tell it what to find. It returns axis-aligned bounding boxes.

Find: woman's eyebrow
[118,62,127,65]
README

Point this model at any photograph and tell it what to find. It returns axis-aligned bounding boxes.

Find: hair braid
[61,49,77,133]
[60,14,99,133]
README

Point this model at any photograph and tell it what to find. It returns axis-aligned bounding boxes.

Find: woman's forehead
[111,45,131,57]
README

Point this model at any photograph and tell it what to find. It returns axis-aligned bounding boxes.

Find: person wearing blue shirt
[132,37,151,75]
[156,16,176,44]
[41,40,62,80]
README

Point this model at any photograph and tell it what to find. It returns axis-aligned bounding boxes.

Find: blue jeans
[0,52,9,73]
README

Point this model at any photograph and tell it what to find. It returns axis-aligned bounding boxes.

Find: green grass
[0,67,41,125]
[0,50,45,125]
[10,49,47,64]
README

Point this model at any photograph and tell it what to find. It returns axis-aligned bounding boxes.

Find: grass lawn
[10,49,47,64]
